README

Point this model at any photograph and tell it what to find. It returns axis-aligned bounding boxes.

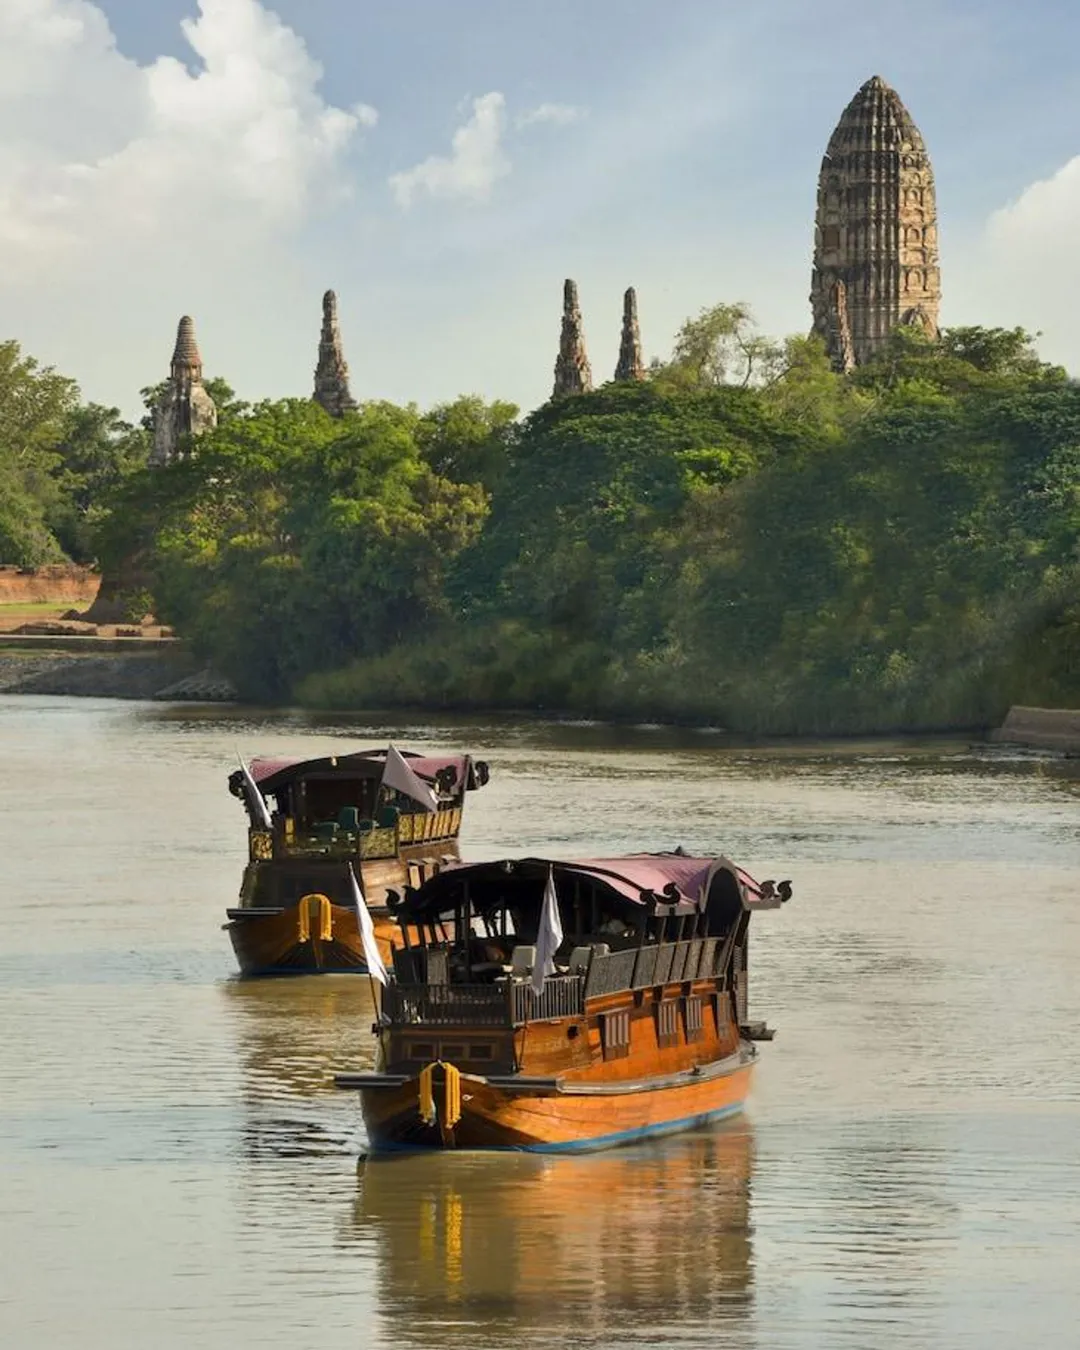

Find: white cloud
[516,102,584,130]
[390,92,509,208]
[0,0,374,275]
[353,102,379,128]
[966,156,1080,371]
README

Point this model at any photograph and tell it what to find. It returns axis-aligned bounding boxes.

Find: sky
[3,0,1080,420]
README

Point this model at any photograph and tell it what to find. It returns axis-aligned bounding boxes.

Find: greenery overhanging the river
[2,310,1078,732]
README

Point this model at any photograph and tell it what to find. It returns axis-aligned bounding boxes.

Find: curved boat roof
[246,749,481,793]
[401,853,778,917]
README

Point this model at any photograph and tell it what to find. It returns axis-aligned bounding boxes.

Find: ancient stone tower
[150,316,218,467]
[811,76,941,371]
[313,289,357,417]
[614,287,646,382]
[552,278,593,398]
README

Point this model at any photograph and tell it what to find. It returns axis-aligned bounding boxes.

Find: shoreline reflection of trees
[339,1126,754,1345]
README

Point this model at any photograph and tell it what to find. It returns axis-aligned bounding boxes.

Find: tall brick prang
[614,287,646,382]
[313,289,357,417]
[552,279,593,398]
[150,316,218,467]
[811,76,941,369]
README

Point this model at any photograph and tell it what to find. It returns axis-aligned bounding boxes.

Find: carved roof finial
[614,287,646,382]
[313,288,357,417]
[552,278,593,398]
[170,315,203,381]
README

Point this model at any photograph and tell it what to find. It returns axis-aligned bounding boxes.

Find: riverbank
[0,645,237,700]
[1,643,1076,750]
[990,705,1080,754]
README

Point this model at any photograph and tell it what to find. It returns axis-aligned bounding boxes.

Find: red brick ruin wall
[0,565,101,605]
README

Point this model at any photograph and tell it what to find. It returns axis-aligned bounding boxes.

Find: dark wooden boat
[223,748,489,977]
[335,853,789,1152]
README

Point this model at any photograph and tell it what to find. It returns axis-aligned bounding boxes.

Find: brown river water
[1,696,1079,1349]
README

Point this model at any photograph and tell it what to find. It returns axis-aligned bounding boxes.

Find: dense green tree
[146,398,489,699]
[0,341,80,564]
[47,404,149,561]
[654,302,785,391]
[415,395,519,492]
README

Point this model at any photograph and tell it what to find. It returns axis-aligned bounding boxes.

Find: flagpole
[349,862,390,1053]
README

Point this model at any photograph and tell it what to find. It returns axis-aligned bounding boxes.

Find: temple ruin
[313,289,358,417]
[552,279,593,398]
[811,75,941,370]
[149,316,218,467]
[614,287,646,382]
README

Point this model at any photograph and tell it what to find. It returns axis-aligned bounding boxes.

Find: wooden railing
[383,983,512,1027]
[511,975,586,1024]
[585,937,725,999]
[383,939,729,1030]
[248,805,464,865]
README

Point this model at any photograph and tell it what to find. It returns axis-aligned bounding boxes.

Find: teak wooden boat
[335,853,790,1152]
[223,747,489,977]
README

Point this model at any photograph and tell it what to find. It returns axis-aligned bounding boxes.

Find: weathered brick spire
[614,286,646,382]
[811,75,941,370]
[150,315,217,466]
[313,289,357,417]
[552,278,593,398]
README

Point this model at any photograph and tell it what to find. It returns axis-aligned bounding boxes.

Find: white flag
[350,864,389,986]
[380,744,439,812]
[532,867,564,997]
[236,752,273,830]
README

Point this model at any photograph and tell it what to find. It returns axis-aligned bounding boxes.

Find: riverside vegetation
[2,309,1078,734]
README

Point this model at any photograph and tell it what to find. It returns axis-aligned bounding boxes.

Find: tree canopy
[2,314,1076,732]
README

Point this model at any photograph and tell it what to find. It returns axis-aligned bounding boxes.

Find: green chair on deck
[337,806,361,834]
[376,805,400,829]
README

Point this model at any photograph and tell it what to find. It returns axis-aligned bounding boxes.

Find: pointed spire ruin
[614,287,646,382]
[150,315,217,467]
[811,75,940,368]
[313,289,357,417]
[552,278,593,398]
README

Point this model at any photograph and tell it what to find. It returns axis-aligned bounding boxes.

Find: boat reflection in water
[342,1124,754,1345]
[221,976,377,1164]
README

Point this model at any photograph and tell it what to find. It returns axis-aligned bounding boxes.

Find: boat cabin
[379,854,788,1073]
[228,748,488,911]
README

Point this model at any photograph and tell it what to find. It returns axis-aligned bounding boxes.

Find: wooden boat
[223,747,489,977]
[335,853,789,1152]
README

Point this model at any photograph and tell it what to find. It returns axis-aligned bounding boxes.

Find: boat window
[684,995,704,1043]
[657,999,680,1049]
[601,1009,631,1060]
[296,775,377,828]
[409,1042,436,1060]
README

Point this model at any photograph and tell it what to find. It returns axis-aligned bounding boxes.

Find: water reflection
[341,1127,754,1348]
[222,976,374,1162]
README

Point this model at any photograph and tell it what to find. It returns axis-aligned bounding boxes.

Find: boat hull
[358,1053,754,1154]
[225,899,395,977]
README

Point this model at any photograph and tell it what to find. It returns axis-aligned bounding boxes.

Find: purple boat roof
[417,853,766,911]
[246,749,477,790]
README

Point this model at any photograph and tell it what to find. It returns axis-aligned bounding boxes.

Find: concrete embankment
[990,705,1080,753]
[0,637,236,701]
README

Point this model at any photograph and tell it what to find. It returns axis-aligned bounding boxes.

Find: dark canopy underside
[399,853,768,922]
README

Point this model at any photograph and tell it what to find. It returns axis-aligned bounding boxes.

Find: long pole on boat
[349,864,389,1046]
